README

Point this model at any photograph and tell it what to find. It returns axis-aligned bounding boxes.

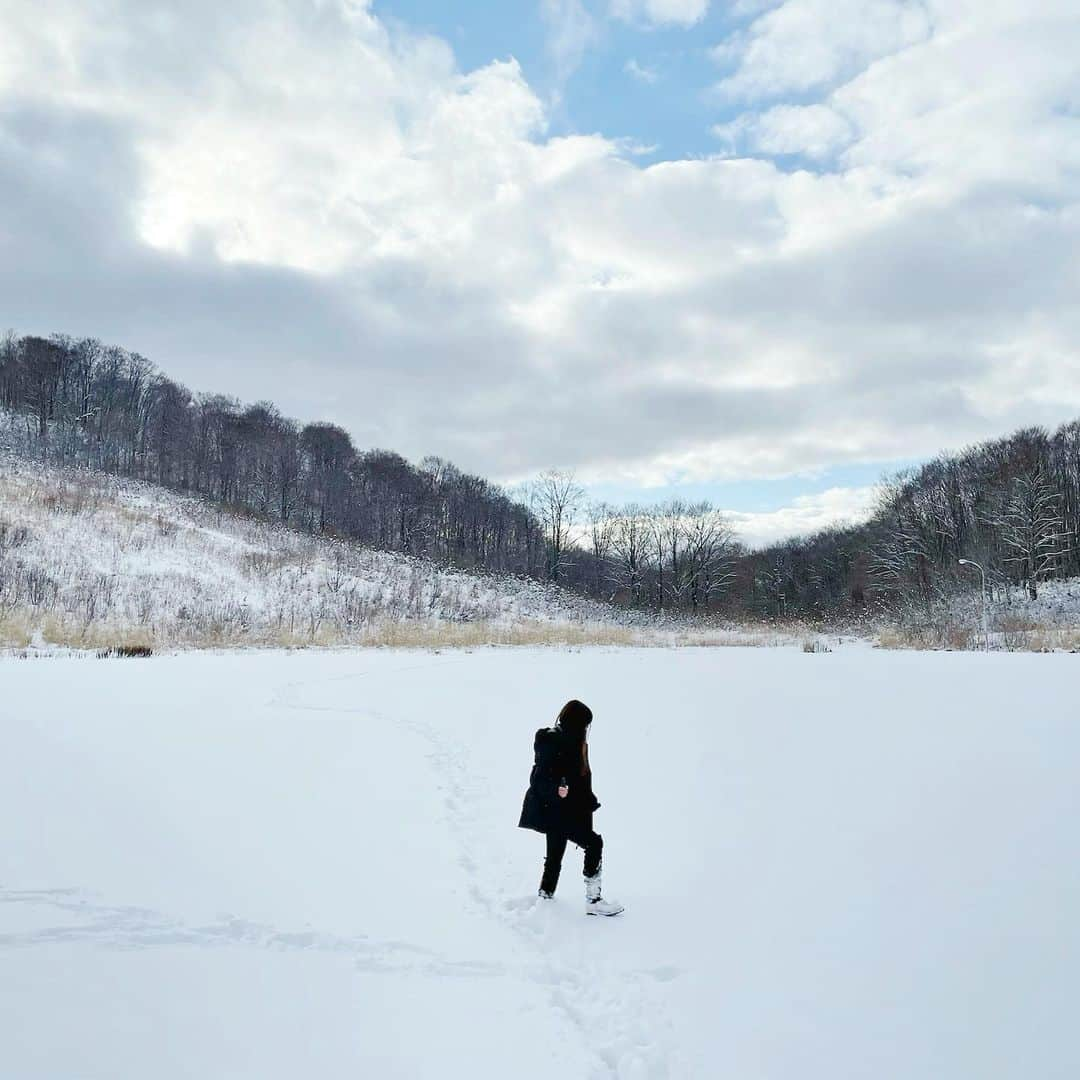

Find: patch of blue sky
[374,0,550,77]
[372,1,763,162]
[552,14,736,161]
[581,459,915,512]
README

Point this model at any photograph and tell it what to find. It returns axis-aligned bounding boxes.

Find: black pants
[540,828,603,895]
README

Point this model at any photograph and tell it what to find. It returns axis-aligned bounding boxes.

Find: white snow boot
[584,872,624,917]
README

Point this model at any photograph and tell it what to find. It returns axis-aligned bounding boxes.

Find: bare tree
[586,501,616,598]
[682,503,737,611]
[649,500,686,610]
[609,504,648,605]
[998,466,1068,599]
[20,336,67,443]
[529,469,584,582]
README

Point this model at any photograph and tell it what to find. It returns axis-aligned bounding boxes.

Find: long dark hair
[556,700,593,776]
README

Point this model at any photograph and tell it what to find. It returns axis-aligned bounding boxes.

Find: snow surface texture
[3,646,1078,1078]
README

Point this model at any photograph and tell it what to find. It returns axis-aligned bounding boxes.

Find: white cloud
[727,486,882,548]
[716,103,854,159]
[713,0,931,101]
[541,0,599,92]
[624,58,659,84]
[730,0,781,14]
[611,0,710,29]
[1,0,1079,497]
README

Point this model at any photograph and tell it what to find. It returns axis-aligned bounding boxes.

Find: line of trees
[0,332,750,614]
[0,333,544,575]
[739,424,1080,619]
[579,496,739,611]
[527,472,742,609]
[531,421,1080,620]
[4,332,1079,622]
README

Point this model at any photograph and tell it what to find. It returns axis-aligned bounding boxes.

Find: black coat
[518,726,600,835]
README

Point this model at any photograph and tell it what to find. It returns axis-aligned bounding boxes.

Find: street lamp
[959,559,989,652]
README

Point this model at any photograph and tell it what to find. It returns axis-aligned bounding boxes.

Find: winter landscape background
[4,367,1080,653]
[4,0,1079,1077]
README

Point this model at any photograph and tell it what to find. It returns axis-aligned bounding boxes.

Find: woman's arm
[532,731,567,802]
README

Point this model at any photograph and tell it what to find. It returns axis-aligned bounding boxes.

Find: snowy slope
[3,646,1078,1078]
[0,454,811,651]
[0,452,655,649]
[887,576,1080,652]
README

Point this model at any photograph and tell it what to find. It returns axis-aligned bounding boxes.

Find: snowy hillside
[0,453,635,649]
[4,647,1078,1078]
[0,454,800,651]
[883,576,1080,652]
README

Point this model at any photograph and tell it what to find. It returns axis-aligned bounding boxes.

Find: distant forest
[3,332,1078,621]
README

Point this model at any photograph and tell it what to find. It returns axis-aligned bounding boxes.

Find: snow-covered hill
[5,448,1077,654]
[0,454,796,651]
[0,453,627,649]
[883,576,1080,652]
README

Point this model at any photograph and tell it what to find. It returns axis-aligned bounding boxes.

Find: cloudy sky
[2,0,1078,545]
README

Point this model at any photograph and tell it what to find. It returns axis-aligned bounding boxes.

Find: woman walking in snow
[518,699,623,916]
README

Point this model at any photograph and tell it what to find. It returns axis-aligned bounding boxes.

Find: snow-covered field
[3,645,1077,1078]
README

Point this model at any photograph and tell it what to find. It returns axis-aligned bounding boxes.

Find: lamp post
[959,559,989,652]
